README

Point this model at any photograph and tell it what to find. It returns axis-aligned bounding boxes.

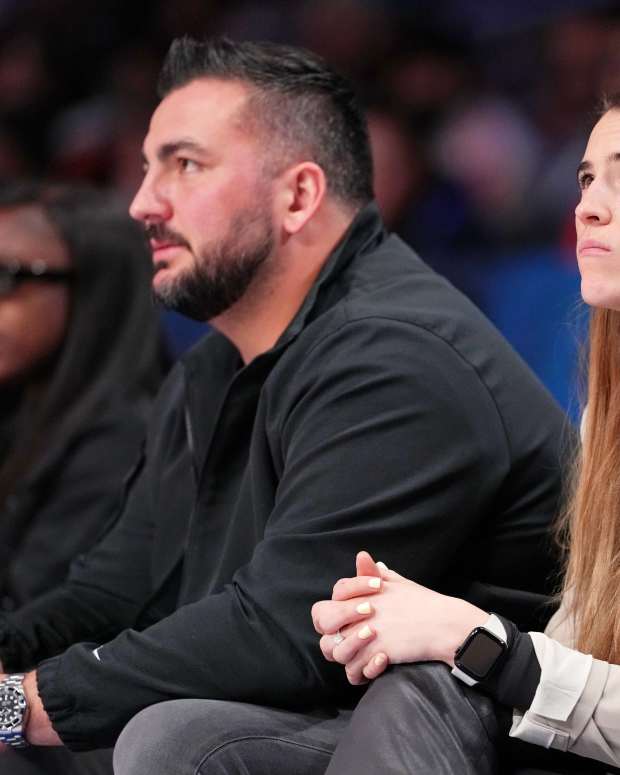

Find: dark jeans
[113,663,499,774]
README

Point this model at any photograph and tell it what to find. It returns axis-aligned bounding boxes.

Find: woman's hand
[312,551,488,685]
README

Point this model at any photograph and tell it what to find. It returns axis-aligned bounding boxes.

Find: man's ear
[277,162,327,236]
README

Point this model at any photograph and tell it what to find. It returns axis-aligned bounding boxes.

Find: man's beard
[152,206,275,322]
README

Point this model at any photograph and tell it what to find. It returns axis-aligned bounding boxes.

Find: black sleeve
[478,616,541,712]
[33,320,523,751]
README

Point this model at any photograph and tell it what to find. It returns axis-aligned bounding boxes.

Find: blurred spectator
[377,26,474,140]
[0,0,610,410]
[433,98,542,245]
[0,182,166,608]
[48,44,159,195]
[367,106,423,228]
[296,0,392,79]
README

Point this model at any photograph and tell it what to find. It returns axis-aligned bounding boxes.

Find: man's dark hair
[158,36,374,208]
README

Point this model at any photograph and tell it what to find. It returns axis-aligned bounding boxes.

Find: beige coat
[510,597,620,768]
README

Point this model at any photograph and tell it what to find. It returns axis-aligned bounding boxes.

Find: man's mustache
[145,223,191,250]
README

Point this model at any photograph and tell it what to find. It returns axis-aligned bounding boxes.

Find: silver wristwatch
[0,673,29,747]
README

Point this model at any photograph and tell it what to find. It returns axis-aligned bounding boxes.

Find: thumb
[356,550,381,578]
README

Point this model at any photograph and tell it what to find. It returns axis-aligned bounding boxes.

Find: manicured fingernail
[374,654,387,666]
[368,578,381,589]
[376,561,388,572]
[356,601,371,614]
[358,625,372,639]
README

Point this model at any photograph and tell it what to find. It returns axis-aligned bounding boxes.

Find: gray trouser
[114,663,499,775]
[0,746,112,774]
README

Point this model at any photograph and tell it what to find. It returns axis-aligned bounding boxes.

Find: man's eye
[578,173,593,190]
[179,158,200,173]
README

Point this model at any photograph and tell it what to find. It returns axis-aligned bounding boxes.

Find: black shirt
[0,204,568,750]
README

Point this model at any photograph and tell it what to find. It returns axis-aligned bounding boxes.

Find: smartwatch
[451,614,508,687]
[0,673,29,748]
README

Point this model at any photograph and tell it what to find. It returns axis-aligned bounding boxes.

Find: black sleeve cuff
[478,615,541,712]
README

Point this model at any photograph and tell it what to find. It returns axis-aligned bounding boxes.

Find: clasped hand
[311,551,487,686]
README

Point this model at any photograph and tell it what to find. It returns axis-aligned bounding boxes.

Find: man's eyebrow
[577,160,591,175]
[156,139,210,163]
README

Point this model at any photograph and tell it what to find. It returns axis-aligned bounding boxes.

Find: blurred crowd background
[2,0,617,418]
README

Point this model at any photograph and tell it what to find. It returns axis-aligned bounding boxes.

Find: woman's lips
[578,239,612,255]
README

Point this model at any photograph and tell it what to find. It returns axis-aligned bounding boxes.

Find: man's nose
[129,174,172,224]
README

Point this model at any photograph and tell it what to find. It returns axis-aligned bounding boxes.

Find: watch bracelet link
[2,729,27,748]
[0,672,28,748]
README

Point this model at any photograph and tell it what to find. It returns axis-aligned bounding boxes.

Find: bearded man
[0,37,567,775]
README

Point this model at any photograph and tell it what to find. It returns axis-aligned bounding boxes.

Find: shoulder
[544,593,576,647]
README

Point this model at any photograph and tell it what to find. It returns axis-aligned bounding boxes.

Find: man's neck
[211,208,354,364]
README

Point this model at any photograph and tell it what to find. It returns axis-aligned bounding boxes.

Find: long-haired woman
[313,97,620,774]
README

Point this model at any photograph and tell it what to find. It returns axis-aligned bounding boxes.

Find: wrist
[22,672,37,744]
[435,598,489,666]
[22,671,61,747]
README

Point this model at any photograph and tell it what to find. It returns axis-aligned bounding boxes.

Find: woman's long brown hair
[562,308,620,661]
[560,98,620,661]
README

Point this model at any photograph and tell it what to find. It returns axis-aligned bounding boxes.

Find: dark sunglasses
[0,260,74,297]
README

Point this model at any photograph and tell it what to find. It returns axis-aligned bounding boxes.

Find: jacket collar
[272,202,385,352]
[180,202,385,484]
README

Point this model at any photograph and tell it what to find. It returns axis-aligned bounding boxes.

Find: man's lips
[149,240,186,253]
[578,239,612,255]
[149,241,188,269]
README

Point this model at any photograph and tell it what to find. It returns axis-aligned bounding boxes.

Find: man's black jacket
[0,205,568,750]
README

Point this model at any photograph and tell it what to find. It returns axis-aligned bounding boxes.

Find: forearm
[0,581,142,672]
[34,581,346,751]
[478,616,541,712]
[419,600,542,712]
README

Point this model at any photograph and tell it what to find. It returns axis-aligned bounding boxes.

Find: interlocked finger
[332,575,382,601]
[331,622,376,665]
[362,652,389,680]
[311,597,374,635]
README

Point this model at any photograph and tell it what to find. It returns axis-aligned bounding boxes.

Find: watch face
[455,628,505,680]
[0,686,26,730]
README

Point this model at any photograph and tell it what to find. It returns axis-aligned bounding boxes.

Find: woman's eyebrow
[578,152,620,175]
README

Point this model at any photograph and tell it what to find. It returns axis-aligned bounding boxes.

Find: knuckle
[333,648,347,665]
[312,605,327,633]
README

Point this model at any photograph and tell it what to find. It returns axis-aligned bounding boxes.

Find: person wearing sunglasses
[0,181,166,613]
[0,260,73,297]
